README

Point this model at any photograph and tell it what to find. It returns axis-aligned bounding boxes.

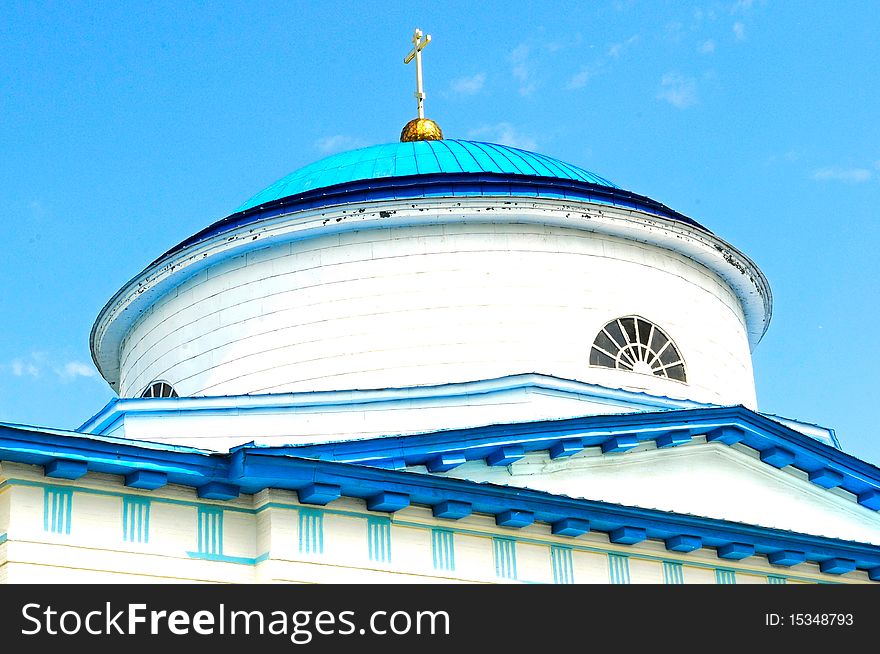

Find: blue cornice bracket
[869,568,880,582]
[373,458,407,471]
[486,445,525,467]
[717,542,755,560]
[609,526,647,544]
[767,550,807,567]
[705,426,746,446]
[819,558,857,575]
[665,535,702,553]
[551,518,590,537]
[857,490,880,511]
[426,451,467,473]
[366,491,410,513]
[3,417,880,576]
[808,468,844,489]
[655,431,692,449]
[44,459,88,480]
[298,483,342,506]
[760,446,796,469]
[601,434,640,454]
[549,439,584,459]
[495,509,535,528]
[124,470,168,490]
[432,500,472,520]
[197,482,240,501]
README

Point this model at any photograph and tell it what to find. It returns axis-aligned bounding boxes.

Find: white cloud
[657,73,698,108]
[3,352,100,383]
[510,43,536,96]
[733,21,746,40]
[731,0,755,13]
[811,167,872,183]
[695,6,718,22]
[10,359,40,378]
[665,21,685,42]
[700,39,716,54]
[450,73,486,95]
[314,135,367,155]
[566,69,591,90]
[57,361,97,380]
[608,35,639,59]
[467,123,538,151]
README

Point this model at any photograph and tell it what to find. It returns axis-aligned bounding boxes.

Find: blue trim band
[262,405,880,503]
[186,552,269,566]
[2,413,880,577]
[160,172,707,263]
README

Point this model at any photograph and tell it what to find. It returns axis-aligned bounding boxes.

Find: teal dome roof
[237,139,618,213]
[162,139,706,261]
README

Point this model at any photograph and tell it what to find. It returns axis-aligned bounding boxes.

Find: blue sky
[1,1,878,464]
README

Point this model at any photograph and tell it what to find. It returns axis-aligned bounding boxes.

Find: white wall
[117,215,756,408]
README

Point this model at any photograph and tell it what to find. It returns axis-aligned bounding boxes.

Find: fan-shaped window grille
[589,317,686,382]
[141,381,178,398]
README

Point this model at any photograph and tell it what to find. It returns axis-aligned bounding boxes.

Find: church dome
[91,138,771,408]
[237,139,619,213]
[165,139,706,260]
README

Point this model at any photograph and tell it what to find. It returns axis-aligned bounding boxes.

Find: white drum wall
[118,217,757,406]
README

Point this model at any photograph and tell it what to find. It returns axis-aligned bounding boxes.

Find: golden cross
[404,28,432,119]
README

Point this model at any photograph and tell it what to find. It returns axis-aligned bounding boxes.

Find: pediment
[442,442,880,546]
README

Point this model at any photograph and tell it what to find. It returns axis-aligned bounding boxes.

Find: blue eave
[0,421,879,577]
[156,172,708,264]
[0,418,880,580]
[77,373,709,436]
[245,405,880,504]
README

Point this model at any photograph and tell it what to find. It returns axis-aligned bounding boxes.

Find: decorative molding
[122,496,150,544]
[608,553,630,584]
[715,568,737,585]
[493,537,517,580]
[197,506,223,556]
[551,545,574,584]
[663,561,684,584]
[367,516,392,563]
[431,528,455,572]
[43,488,72,535]
[298,508,324,555]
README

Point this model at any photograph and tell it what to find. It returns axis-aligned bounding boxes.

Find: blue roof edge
[77,372,708,435]
[0,419,878,578]
[240,405,879,498]
[156,172,707,265]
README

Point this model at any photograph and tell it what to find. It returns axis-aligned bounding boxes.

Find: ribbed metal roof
[237,139,618,212]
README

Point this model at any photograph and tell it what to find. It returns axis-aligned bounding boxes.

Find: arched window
[589,316,686,382]
[141,381,179,398]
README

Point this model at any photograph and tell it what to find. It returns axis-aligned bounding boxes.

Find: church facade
[1,49,878,583]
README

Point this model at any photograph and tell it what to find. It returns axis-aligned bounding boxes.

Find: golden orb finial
[401,28,444,142]
[400,117,444,142]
